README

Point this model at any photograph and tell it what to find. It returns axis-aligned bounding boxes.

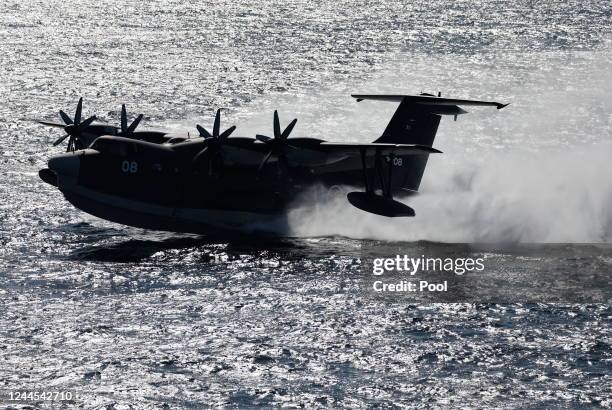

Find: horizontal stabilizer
[352,94,508,110]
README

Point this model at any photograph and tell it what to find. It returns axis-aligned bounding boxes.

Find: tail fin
[352,94,507,191]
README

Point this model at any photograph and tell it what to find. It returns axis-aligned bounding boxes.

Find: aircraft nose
[48,153,80,178]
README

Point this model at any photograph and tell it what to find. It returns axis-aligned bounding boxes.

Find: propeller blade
[196,124,212,139]
[59,110,73,125]
[126,114,143,135]
[273,110,281,139]
[281,118,297,139]
[213,109,221,139]
[53,134,70,146]
[193,147,209,164]
[37,120,65,128]
[77,115,96,130]
[121,104,128,133]
[258,150,274,173]
[219,125,236,140]
[66,136,74,152]
[256,134,272,143]
[74,97,83,124]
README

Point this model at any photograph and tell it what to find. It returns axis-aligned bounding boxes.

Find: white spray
[285,45,612,242]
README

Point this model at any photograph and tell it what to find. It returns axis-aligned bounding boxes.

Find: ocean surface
[1,0,611,407]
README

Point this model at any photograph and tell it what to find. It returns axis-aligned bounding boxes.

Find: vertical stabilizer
[352,94,506,191]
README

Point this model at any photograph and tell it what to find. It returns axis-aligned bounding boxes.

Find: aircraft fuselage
[42,142,408,234]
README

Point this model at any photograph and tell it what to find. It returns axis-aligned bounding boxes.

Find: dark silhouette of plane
[37,93,508,233]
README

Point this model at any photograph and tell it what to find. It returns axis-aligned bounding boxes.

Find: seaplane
[37,93,508,234]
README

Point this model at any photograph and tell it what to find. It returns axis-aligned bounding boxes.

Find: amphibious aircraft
[37,94,508,233]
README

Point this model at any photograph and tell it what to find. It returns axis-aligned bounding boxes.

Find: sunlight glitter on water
[1,0,611,407]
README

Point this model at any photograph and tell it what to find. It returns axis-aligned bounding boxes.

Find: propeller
[193,109,237,176]
[195,108,236,141]
[118,104,144,138]
[51,97,97,152]
[255,110,298,176]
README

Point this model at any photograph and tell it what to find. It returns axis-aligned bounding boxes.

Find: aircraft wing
[36,119,121,135]
[36,120,66,128]
[318,142,442,156]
